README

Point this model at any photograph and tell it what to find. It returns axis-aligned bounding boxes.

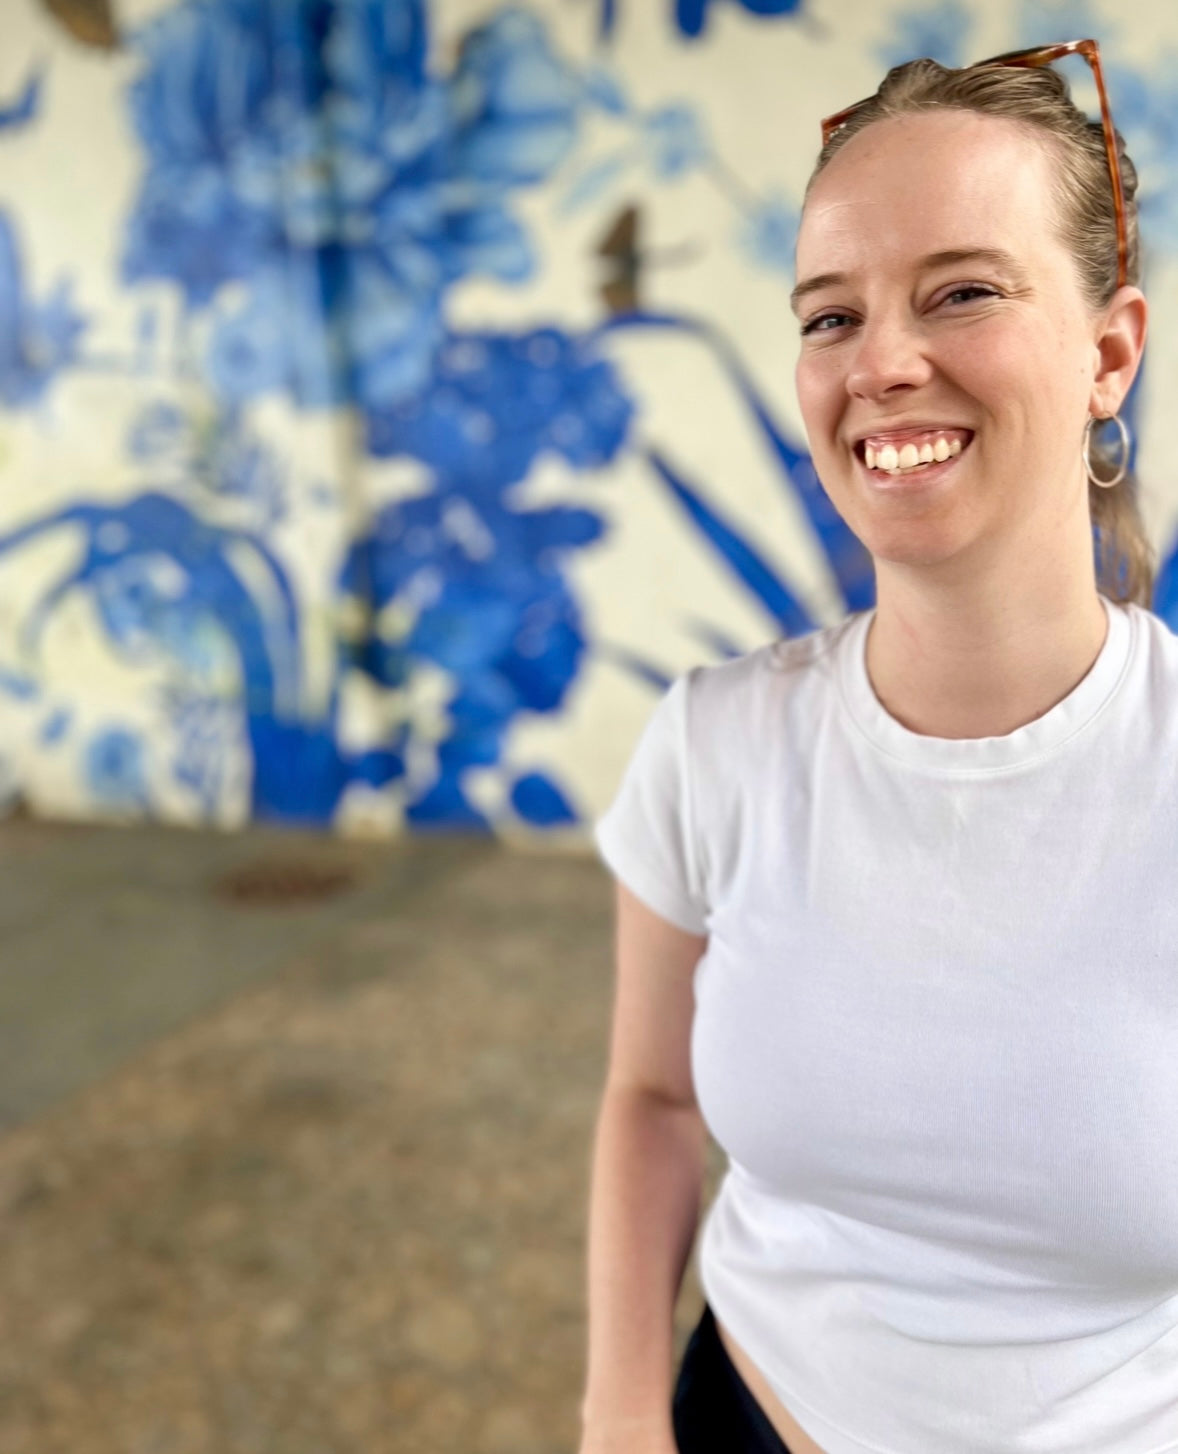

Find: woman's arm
[579,882,709,1450]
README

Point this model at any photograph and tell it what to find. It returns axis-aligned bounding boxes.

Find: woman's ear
[1090,286,1148,417]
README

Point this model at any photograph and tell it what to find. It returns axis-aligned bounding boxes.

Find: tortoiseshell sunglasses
[820,38,1128,289]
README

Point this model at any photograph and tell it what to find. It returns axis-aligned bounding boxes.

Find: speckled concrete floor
[0,819,724,1454]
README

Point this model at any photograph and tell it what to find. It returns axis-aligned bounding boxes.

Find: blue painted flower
[122,0,335,304]
[342,323,634,825]
[0,211,87,409]
[365,326,635,486]
[342,488,600,826]
[123,0,584,416]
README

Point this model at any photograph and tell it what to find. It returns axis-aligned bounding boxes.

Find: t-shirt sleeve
[593,671,709,936]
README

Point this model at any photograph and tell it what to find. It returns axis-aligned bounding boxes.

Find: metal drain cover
[211,859,357,906]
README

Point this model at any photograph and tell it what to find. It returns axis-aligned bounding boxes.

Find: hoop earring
[1083,413,1131,489]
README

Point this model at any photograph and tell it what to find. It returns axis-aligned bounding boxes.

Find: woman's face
[793,109,1105,576]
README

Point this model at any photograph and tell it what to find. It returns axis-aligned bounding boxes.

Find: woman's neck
[864,579,1110,741]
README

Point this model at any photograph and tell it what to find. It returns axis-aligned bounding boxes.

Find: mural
[1,0,1177,833]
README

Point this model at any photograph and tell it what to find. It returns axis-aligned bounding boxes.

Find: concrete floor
[0,817,724,1454]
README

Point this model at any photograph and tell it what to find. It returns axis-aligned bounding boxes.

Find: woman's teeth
[865,436,964,475]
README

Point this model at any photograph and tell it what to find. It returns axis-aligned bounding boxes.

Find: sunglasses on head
[820,39,1128,290]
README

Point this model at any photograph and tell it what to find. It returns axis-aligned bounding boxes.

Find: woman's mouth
[854,428,974,486]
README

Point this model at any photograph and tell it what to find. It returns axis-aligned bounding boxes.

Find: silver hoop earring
[1083,413,1131,489]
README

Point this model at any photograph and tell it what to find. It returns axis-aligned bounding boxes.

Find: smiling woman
[584,37,1178,1454]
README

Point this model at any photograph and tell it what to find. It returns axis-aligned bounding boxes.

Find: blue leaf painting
[647,447,817,637]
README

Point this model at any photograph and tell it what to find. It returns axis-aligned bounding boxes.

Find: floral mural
[1,0,1177,833]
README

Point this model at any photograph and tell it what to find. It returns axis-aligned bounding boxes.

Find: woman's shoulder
[687,612,864,694]
[682,612,865,732]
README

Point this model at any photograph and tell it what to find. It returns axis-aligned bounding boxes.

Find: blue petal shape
[39,709,71,745]
[510,770,578,825]
[676,0,802,39]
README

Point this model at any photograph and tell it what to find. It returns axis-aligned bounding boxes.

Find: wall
[1,0,1176,836]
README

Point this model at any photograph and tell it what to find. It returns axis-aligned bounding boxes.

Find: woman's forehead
[797,111,1062,279]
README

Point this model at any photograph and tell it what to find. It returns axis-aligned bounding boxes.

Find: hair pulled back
[808,56,1153,607]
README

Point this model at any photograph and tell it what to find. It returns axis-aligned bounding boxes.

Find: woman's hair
[807,57,1154,608]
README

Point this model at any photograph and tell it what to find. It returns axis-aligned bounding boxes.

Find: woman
[581,40,1177,1454]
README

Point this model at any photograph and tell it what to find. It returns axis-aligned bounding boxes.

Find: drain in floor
[211,859,358,905]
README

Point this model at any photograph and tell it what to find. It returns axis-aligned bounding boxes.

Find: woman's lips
[856,430,974,489]
[855,428,975,477]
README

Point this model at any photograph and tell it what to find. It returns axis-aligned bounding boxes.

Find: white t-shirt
[594,593,1178,1453]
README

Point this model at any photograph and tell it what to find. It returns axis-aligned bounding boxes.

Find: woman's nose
[845,315,933,401]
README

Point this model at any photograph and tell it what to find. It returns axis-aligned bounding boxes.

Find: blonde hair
[808,57,1154,608]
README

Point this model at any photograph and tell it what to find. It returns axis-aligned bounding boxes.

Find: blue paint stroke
[0,68,42,134]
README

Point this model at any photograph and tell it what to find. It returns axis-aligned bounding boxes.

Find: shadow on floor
[0,819,723,1454]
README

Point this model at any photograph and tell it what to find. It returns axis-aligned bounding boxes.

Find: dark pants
[672,1303,794,1453]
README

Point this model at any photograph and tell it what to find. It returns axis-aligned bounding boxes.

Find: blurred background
[2,0,1178,1449]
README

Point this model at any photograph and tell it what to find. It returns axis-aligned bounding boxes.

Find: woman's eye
[942,284,999,306]
[801,312,854,336]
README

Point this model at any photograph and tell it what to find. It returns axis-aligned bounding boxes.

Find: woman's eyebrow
[790,247,1030,315]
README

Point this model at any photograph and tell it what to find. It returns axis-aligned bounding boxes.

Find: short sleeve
[593,672,709,936]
